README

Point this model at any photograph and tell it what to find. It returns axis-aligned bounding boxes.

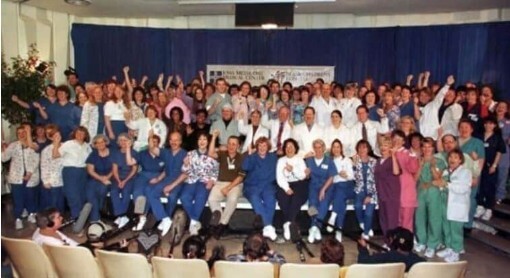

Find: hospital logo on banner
[209,71,223,83]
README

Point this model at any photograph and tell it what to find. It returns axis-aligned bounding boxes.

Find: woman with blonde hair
[104,85,131,141]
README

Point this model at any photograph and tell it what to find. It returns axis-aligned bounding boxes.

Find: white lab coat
[443,165,472,222]
[440,103,463,137]
[337,97,363,128]
[350,118,389,156]
[238,120,269,153]
[261,114,293,152]
[310,96,338,127]
[292,122,324,158]
[324,124,355,158]
[418,85,449,140]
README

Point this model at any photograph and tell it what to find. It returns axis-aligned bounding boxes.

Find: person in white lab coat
[434,149,472,263]
[237,110,269,153]
[310,83,337,127]
[261,106,293,155]
[324,110,355,157]
[350,105,389,156]
[292,106,324,158]
[337,83,362,128]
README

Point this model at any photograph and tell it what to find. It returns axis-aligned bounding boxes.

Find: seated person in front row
[32,207,79,247]
[227,232,286,265]
[357,227,425,272]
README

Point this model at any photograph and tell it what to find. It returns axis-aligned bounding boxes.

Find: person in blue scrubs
[305,138,334,244]
[85,134,114,222]
[111,133,139,228]
[242,136,278,241]
[132,134,166,231]
[145,131,187,236]
[11,84,58,125]
[51,85,81,140]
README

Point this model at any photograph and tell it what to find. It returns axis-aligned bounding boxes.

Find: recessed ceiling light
[261,23,278,29]
[64,0,92,6]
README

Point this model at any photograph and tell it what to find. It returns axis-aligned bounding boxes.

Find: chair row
[1,236,467,278]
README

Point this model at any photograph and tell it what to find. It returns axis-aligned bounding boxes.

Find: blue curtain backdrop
[71,22,510,99]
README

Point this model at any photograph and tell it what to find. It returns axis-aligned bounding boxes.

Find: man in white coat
[350,105,389,156]
[418,75,455,140]
[292,106,324,158]
[439,87,463,137]
[261,106,293,155]
[237,110,269,153]
[310,83,337,126]
[337,83,362,128]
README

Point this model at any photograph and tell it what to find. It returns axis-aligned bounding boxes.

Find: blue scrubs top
[305,156,333,188]
[86,150,114,176]
[160,148,187,182]
[112,149,139,179]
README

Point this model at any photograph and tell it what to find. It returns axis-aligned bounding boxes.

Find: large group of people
[3,66,510,265]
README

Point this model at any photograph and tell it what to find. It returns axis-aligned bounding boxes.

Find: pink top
[395,148,419,207]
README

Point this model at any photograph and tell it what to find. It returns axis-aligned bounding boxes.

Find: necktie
[276,122,284,151]
[251,125,259,148]
[362,123,368,141]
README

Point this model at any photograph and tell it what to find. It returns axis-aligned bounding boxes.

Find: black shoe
[463,227,472,237]
[214,224,227,240]
[210,210,222,227]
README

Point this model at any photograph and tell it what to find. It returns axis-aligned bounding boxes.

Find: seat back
[44,244,103,278]
[279,263,340,278]
[151,257,209,278]
[214,261,274,278]
[96,249,152,278]
[345,263,406,278]
[407,261,468,278]
[1,236,57,278]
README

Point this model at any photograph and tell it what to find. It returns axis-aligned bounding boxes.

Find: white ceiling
[14,0,510,18]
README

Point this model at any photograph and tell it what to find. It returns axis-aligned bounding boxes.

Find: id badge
[321,164,328,170]
[228,164,236,170]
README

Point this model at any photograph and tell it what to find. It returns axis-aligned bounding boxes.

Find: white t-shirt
[104,100,127,121]
[32,228,79,247]
[59,140,92,167]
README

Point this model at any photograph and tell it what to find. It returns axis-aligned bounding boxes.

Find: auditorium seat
[96,249,152,278]
[1,236,57,278]
[44,244,103,278]
[279,263,340,278]
[151,257,209,278]
[407,261,468,278]
[214,261,274,278]
[345,263,406,278]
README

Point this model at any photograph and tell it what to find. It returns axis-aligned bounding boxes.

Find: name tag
[321,164,328,170]
[484,143,489,147]
[228,164,236,170]
[159,162,165,167]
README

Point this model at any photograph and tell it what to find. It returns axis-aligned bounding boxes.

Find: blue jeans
[309,183,332,228]
[180,181,211,221]
[331,181,356,228]
[354,192,376,235]
[11,182,26,219]
[25,186,39,213]
[146,177,183,221]
[111,178,135,216]
[244,183,276,227]
[133,173,160,214]
[63,167,87,219]
[39,186,52,211]
[86,180,109,221]
[496,166,509,200]
[50,187,65,213]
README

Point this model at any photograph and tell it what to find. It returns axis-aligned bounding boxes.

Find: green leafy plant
[2,44,55,125]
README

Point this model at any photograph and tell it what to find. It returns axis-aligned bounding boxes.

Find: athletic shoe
[362,233,370,240]
[283,222,291,241]
[424,248,435,258]
[263,225,277,241]
[326,212,337,232]
[359,223,365,230]
[459,249,465,254]
[308,226,318,244]
[15,218,23,230]
[118,216,130,229]
[21,209,28,218]
[314,226,322,242]
[445,251,460,262]
[189,219,202,236]
[368,229,374,237]
[27,213,36,224]
[437,248,453,258]
[414,243,426,253]
[474,206,486,218]
[482,209,492,221]
[114,217,122,225]
[133,215,147,231]
[335,231,342,242]
[160,217,173,237]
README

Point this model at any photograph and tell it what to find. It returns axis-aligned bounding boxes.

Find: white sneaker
[189,219,201,236]
[21,209,28,218]
[482,209,492,221]
[459,249,465,254]
[326,212,337,232]
[27,213,36,224]
[133,215,147,231]
[160,217,173,236]
[335,231,342,242]
[437,248,453,258]
[263,225,277,241]
[118,216,130,229]
[474,206,486,218]
[359,223,365,230]
[308,226,319,243]
[283,222,291,241]
[414,243,426,253]
[368,229,374,237]
[314,226,322,242]
[362,233,370,240]
[424,248,435,258]
[445,251,460,262]
[15,218,23,230]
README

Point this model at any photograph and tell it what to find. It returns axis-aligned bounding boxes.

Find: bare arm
[11,95,30,109]
[122,66,133,98]
[208,130,219,159]
[104,115,115,140]
[391,152,400,175]
[163,173,188,194]
[165,75,174,92]
[199,70,205,89]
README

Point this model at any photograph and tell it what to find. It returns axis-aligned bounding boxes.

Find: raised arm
[11,95,30,109]
[122,66,134,97]
[165,75,174,92]
[199,70,205,89]
[208,130,220,159]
